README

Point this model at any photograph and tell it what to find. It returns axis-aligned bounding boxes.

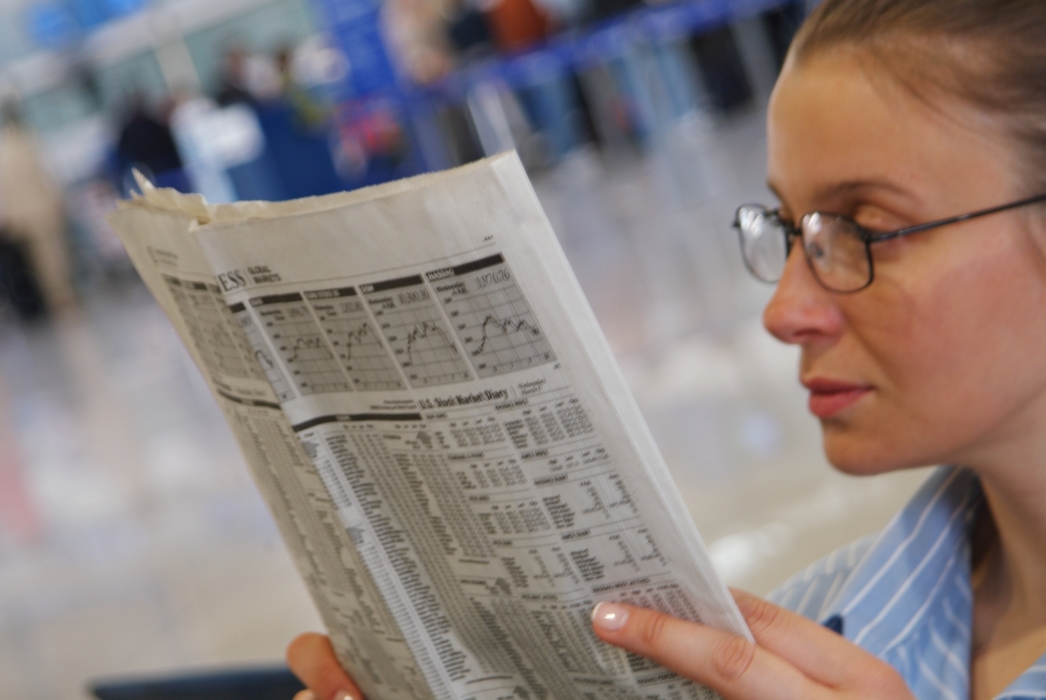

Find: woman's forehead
[766,50,1014,212]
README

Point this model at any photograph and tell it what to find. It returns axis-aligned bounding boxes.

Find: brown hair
[789,0,1046,193]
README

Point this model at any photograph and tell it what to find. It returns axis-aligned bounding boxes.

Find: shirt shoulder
[767,534,877,622]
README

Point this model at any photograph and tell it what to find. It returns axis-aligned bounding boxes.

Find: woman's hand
[287,632,364,700]
[286,589,914,700]
[591,589,915,700]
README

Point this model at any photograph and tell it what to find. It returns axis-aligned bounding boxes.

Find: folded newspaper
[110,152,749,700]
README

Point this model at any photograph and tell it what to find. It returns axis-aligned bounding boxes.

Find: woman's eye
[852,205,908,233]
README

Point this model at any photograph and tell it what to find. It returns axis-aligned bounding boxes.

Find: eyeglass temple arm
[867,192,1046,243]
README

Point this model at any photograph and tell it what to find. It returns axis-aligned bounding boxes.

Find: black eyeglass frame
[733,191,1046,293]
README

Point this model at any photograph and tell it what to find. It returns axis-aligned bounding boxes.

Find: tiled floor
[0,106,929,699]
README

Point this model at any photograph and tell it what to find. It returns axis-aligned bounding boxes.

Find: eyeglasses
[733,192,1046,292]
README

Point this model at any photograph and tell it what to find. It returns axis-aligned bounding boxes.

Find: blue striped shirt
[768,467,1046,699]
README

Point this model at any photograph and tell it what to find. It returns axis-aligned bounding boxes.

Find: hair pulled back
[791,0,1046,193]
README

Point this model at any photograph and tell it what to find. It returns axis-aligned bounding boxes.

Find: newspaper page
[110,153,749,700]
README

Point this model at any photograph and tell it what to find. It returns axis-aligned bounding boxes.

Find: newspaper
[109,152,749,700]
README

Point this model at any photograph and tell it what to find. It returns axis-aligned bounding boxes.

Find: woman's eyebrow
[766,179,916,215]
[813,179,916,203]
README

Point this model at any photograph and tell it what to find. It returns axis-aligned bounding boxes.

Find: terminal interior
[0,0,931,697]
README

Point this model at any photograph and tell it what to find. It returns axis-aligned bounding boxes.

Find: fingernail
[592,602,629,631]
[333,691,356,700]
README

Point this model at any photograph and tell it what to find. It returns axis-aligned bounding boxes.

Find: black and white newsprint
[110,152,749,700]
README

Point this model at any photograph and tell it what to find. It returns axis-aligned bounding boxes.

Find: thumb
[286,632,363,700]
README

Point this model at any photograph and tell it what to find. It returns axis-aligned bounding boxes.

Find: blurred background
[0,0,932,697]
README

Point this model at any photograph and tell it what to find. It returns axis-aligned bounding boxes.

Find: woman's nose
[762,246,845,345]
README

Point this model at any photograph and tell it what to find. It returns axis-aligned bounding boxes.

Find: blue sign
[312,0,398,97]
[26,0,147,48]
[26,2,80,48]
[98,0,147,19]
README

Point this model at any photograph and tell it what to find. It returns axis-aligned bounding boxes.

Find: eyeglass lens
[736,207,873,292]
[801,213,871,292]
[737,206,789,283]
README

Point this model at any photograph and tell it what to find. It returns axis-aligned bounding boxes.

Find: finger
[591,602,826,700]
[729,589,895,689]
[293,691,317,700]
[287,632,363,700]
[727,593,911,699]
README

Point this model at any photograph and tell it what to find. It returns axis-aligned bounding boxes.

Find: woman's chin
[821,432,921,476]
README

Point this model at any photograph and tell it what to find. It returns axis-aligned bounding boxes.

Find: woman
[287,0,1046,698]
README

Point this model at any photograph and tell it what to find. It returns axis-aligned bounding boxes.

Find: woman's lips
[802,378,872,418]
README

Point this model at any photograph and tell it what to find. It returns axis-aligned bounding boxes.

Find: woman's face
[764,47,1046,475]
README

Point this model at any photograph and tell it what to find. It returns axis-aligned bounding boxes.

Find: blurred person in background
[382,0,457,84]
[286,0,1046,698]
[581,0,639,24]
[216,45,283,108]
[168,88,240,203]
[116,92,190,193]
[0,99,74,315]
[482,0,550,52]
[210,46,287,200]
[444,0,495,58]
[216,46,260,108]
[274,46,333,129]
